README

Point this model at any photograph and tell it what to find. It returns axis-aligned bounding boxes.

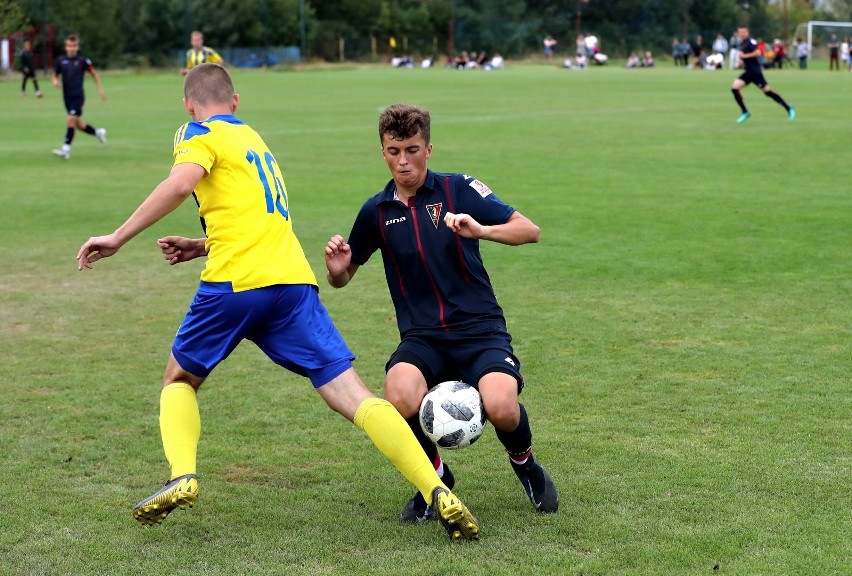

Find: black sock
[495,403,533,461]
[65,127,75,145]
[83,124,96,136]
[764,90,790,111]
[732,89,747,114]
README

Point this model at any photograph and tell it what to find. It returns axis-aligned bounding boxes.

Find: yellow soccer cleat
[431,487,480,541]
[132,473,199,526]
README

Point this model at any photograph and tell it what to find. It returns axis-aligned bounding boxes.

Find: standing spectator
[680,37,691,66]
[182,31,223,75]
[827,34,840,71]
[729,30,742,69]
[692,35,704,60]
[19,39,42,98]
[731,26,795,124]
[773,39,786,69]
[796,38,809,69]
[543,35,557,61]
[576,34,586,57]
[712,34,729,68]
[51,34,107,160]
[672,37,681,66]
[756,37,767,68]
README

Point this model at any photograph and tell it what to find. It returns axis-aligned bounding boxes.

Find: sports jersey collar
[203,114,245,125]
[380,170,438,204]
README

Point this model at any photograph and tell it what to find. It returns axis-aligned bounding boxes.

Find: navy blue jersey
[54,54,93,99]
[740,37,762,74]
[347,170,515,337]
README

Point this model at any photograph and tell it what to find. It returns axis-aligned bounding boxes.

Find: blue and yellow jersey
[185,46,223,69]
[172,114,317,292]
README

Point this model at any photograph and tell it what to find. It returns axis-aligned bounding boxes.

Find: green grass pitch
[1,62,850,575]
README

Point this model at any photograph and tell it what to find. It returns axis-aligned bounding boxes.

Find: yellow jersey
[185,46,223,69]
[172,115,317,291]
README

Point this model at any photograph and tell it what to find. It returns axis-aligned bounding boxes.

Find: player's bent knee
[483,401,521,431]
[384,385,421,419]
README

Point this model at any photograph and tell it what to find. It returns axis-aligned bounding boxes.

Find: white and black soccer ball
[419,381,487,449]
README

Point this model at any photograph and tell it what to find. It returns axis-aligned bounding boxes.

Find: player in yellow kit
[75,63,479,541]
[182,31,223,75]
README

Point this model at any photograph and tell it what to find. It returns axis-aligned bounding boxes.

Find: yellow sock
[354,397,445,502]
[159,382,200,480]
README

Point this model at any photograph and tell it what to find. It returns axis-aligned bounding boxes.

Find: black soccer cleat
[511,455,558,513]
[400,465,455,523]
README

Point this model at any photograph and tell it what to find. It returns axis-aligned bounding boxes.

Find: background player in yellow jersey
[76,63,479,541]
[181,30,223,75]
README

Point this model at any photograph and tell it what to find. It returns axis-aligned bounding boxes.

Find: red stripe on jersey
[378,205,406,297]
[409,198,447,330]
[442,176,470,283]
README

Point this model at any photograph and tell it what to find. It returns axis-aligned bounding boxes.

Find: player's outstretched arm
[444,211,540,245]
[158,236,207,265]
[77,163,205,270]
[325,234,359,288]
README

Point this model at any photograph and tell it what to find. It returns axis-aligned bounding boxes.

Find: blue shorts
[64,95,84,116]
[172,282,354,387]
[386,326,525,394]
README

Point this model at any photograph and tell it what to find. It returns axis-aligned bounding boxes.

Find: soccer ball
[419,381,487,449]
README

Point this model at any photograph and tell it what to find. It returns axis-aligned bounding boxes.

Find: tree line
[3,0,849,69]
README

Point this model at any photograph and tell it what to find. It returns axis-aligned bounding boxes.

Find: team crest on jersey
[468,179,492,198]
[426,203,442,229]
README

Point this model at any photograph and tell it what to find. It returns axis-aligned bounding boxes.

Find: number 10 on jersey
[246,148,289,218]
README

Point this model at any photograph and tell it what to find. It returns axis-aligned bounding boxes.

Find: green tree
[0,0,29,38]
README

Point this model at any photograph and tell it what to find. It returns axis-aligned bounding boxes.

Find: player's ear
[425,143,432,159]
[183,97,195,117]
[231,94,239,113]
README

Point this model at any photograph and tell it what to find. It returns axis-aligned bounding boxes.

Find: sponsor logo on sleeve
[469,179,492,198]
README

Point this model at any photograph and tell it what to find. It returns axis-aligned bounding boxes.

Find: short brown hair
[184,63,234,105]
[66,34,79,44]
[379,104,431,144]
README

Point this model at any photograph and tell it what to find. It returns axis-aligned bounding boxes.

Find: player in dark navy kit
[731,26,795,124]
[325,103,558,523]
[19,40,42,98]
[52,35,107,160]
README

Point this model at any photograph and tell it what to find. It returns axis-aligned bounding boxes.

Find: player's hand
[325,235,352,275]
[158,236,206,265]
[99,88,106,102]
[52,77,60,89]
[77,233,121,270]
[444,212,486,239]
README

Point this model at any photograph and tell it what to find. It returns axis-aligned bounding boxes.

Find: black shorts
[739,69,767,89]
[386,327,525,394]
[64,95,84,116]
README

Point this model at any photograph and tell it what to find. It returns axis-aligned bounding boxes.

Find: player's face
[381,132,432,192]
[737,28,749,40]
[191,34,203,49]
[65,40,79,56]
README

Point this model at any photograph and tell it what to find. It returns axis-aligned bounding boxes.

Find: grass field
[1,62,850,576]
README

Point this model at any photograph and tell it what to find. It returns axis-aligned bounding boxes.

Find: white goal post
[793,20,852,59]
